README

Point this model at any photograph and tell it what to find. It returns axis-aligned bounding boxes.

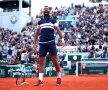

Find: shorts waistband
[39,40,54,44]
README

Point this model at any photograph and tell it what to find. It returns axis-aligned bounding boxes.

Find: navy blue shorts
[39,41,57,56]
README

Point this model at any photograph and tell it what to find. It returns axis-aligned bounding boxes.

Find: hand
[33,40,38,49]
[60,38,65,46]
[58,39,65,46]
[33,43,37,49]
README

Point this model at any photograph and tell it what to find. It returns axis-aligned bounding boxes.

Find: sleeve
[52,19,59,27]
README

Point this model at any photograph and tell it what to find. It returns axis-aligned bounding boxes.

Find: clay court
[0,75,108,90]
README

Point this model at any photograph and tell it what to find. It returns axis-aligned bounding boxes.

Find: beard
[44,12,49,17]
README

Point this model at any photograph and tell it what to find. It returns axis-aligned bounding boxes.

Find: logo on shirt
[10,16,17,24]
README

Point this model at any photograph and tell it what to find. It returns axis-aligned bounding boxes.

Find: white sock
[39,73,44,81]
[57,72,61,78]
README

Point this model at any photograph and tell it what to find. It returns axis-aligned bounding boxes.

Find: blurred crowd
[0,27,38,65]
[0,3,108,65]
[51,3,108,58]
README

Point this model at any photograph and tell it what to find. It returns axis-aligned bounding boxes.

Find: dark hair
[44,6,49,7]
[22,50,26,53]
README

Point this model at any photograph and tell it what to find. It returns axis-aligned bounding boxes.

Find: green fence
[0,65,15,77]
[1,57,108,77]
[81,58,108,74]
[44,54,82,76]
[68,55,82,61]
[86,67,107,74]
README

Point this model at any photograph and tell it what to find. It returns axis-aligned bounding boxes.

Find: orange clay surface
[0,75,108,90]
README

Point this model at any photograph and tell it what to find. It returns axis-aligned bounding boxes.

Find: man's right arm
[33,28,40,49]
[34,28,40,44]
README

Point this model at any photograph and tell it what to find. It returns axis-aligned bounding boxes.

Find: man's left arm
[55,26,63,39]
[54,24,65,45]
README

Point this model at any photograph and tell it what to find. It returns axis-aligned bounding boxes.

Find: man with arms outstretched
[34,6,64,86]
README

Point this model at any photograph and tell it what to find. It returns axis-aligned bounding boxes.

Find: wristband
[35,41,38,44]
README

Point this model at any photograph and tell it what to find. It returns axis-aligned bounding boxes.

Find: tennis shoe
[34,79,43,86]
[56,78,61,85]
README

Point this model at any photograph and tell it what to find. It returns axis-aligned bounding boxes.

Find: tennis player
[34,6,64,86]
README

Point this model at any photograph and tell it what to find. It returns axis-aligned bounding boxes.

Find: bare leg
[51,55,60,72]
[51,54,62,85]
[38,56,45,81]
[39,56,45,73]
[34,56,45,86]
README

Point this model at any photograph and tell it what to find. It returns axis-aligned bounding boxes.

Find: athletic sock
[39,73,44,81]
[57,72,61,78]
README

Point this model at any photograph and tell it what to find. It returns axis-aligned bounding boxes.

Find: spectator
[1,3,108,64]
[21,50,27,64]
[101,48,108,58]
[32,61,38,78]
